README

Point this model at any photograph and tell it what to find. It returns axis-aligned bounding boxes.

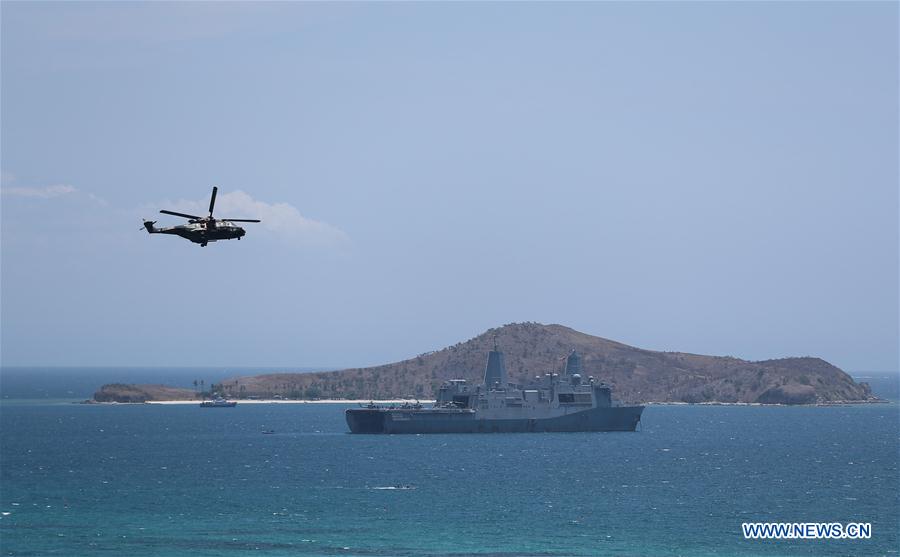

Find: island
[93,323,878,405]
[92,383,198,403]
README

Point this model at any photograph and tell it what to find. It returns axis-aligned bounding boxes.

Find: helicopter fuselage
[144,220,245,247]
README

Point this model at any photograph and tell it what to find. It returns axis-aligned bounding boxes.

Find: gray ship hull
[345,405,643,434]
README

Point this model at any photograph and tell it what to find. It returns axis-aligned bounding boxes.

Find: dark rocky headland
[94,323,878,405]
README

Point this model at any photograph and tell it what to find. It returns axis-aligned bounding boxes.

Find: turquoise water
[1,400,897,556]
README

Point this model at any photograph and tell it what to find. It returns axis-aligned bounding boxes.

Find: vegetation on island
[213,323,875,405]
[92,383,198,403]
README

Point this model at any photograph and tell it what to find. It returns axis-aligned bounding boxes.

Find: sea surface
[0,371,897,556]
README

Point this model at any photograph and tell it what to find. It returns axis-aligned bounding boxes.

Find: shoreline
[80,398,891,406]
[90,398,436,405]
[643,399,891,407]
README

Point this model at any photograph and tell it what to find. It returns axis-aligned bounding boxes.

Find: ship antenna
[493,334,499,352]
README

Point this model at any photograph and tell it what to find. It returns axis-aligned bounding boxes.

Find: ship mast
[483,335,508,389]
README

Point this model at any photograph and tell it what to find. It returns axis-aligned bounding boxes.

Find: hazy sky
[2,2,897,372]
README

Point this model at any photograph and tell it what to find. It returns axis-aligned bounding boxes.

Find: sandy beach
[143,399,435,405]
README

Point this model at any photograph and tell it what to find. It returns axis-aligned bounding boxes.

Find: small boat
[261,430,275,435]
[200,397,237,408]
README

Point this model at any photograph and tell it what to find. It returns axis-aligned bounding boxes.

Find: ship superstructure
[345,346,643,434]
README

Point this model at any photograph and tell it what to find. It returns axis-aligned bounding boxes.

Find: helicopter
[143,186,260,247]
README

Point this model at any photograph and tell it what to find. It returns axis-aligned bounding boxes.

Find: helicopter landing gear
[201,242,208,247]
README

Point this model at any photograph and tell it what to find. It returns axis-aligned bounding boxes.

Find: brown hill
[214,322,875,404]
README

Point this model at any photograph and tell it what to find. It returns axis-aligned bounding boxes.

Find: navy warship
[345,346,643,434]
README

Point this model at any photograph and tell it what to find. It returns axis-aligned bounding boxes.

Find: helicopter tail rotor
[142,220,157,233]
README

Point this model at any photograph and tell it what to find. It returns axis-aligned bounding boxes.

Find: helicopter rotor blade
[221,218,261,223]
[160,209,201,219]
[208,186,218,217]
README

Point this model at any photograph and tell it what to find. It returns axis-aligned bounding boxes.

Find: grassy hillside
[213,323,875,404]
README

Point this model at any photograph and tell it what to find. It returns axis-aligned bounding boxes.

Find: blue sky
[1,2,897,371]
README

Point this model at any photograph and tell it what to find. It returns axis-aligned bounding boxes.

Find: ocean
[0,370,897,556]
